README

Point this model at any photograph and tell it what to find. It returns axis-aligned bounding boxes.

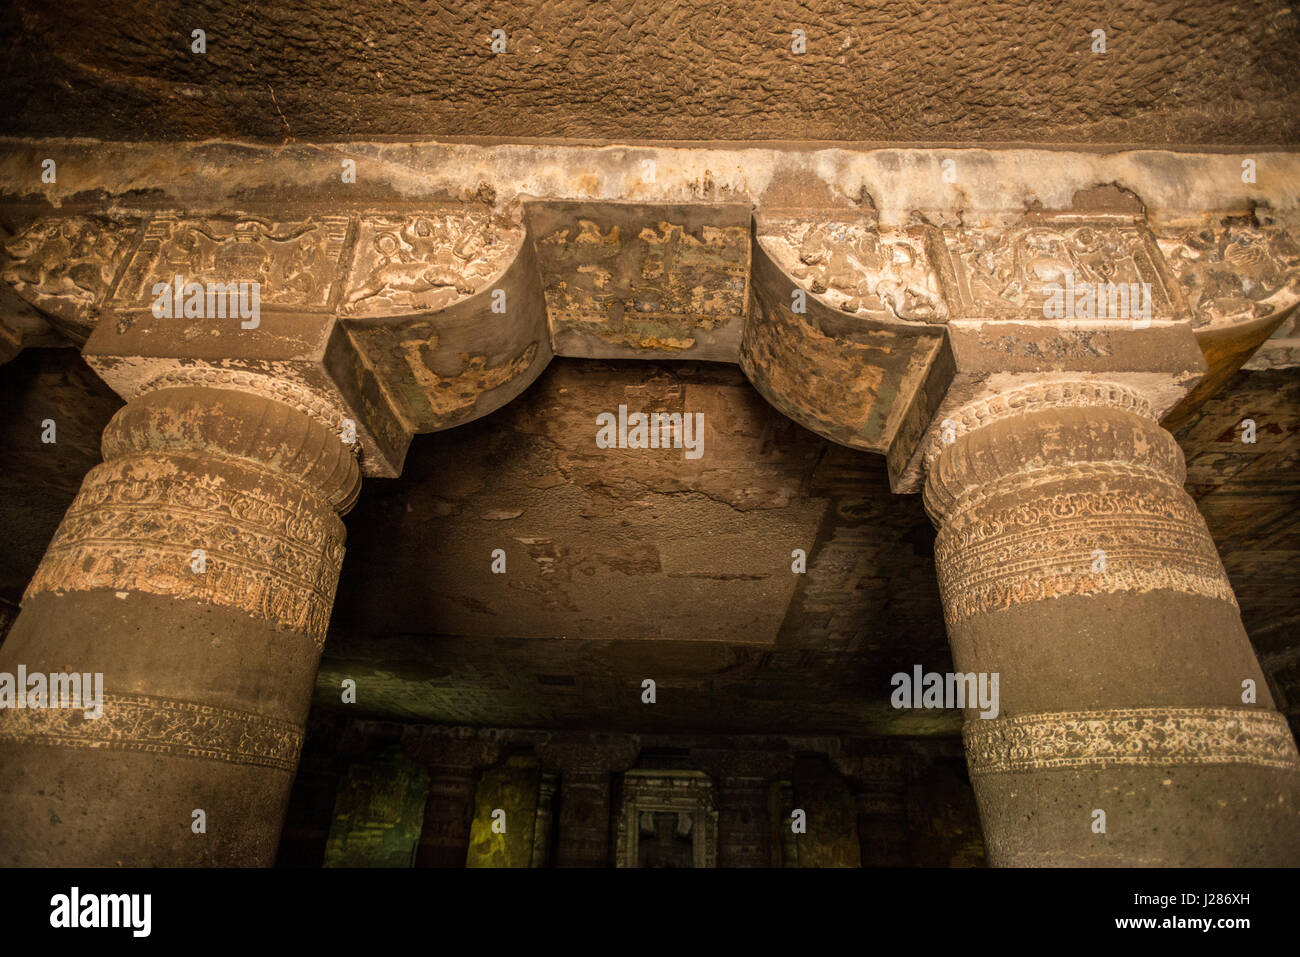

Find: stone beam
[3,144,1297,460]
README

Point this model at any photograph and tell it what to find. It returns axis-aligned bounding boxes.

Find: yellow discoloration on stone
[400,336,539,421]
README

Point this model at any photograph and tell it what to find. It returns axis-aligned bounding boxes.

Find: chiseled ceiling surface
[1,0,1297,144]
[0,350,1297,736]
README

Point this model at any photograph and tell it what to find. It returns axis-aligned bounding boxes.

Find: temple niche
[615,764,719,868]
[0,0,1298,878]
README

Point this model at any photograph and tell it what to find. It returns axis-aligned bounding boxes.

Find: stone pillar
[0,385,358,865]
[403,732,502,868]
[531,771,557,867]
[716,776,771,868]
[692,749,791,868]
[539,734,638,868]
[554,769,611,868]
[831,753,912,866]
[924,381,1300,865]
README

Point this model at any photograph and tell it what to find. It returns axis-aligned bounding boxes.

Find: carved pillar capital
[3,206,565,479]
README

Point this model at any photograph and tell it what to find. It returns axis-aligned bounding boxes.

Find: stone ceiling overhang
[2,141,1298,488]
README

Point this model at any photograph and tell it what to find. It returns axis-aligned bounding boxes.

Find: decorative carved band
[0,691,303,772]
[102,384,363,512]
[922,380,1153,474]
[965,706,1300,774]
[24,456,345,648]
[935,487,1236,624]
[927,461,1175,526]
[134,367,357,454]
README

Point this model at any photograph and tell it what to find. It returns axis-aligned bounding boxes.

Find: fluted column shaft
[0,386,359,865]
[924,381,1300,866]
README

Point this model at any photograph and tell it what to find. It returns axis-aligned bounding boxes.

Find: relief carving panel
[945,222,1180,320]
[757,216,950,323]
[2,216,141,339]
[113,215,349,310]
[343,211,522,316]
[526,202,749,358]
[1157,224,1300,329]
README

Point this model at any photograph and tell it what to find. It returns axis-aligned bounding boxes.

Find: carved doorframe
[615,768,718,868]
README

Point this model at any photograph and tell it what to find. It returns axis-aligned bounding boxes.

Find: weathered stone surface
[323,748,429,867]
[2,1,1296,144]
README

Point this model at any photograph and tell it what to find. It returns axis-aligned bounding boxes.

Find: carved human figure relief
[945,223,1175,319]
[759,218,949,322]
[2,216,140,334]
[342,212,520,316]
[1156,224,1300,328]
[114,215,349,310]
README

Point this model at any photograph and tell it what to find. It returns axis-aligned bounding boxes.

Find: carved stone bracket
[5,207,552,477]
